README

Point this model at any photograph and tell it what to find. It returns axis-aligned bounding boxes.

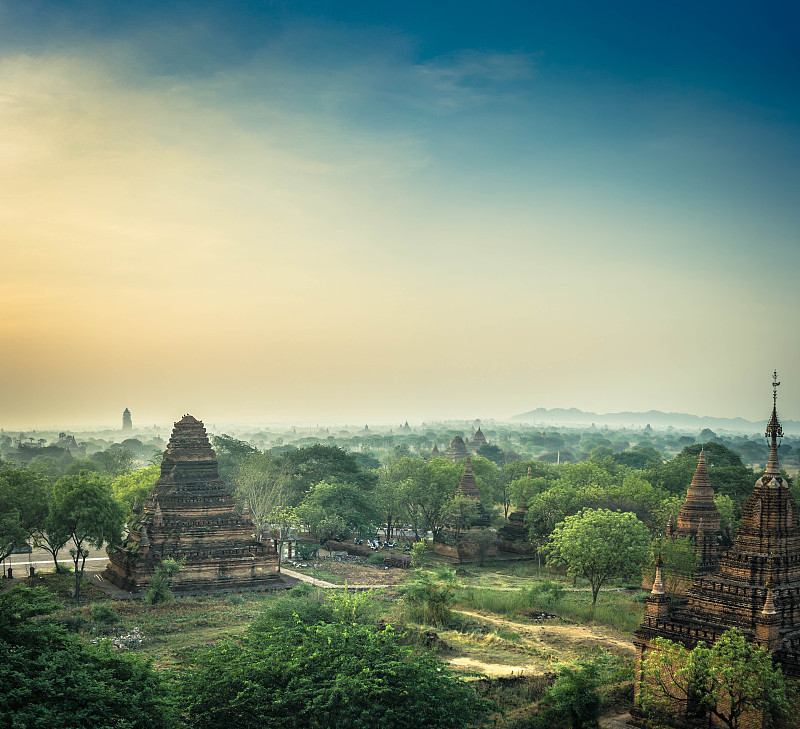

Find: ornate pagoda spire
[765,370,783,478]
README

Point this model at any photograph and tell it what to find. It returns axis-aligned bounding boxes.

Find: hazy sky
[2,1,799,428]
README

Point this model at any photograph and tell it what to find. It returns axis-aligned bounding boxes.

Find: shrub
[402,568,458,626]
[144,558,183,606]
[90,603,120,625]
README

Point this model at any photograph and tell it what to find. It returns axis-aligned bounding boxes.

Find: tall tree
[0,467,48,562]
[232,453,288,541]
[47,472,125,598]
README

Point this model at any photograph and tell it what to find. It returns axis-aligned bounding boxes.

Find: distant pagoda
[428,443,441,461]
[103,415,284,593]
[633,373,800,727]
[122,408,132,431]
[445,435,469,462]
[471,427,488,452]
[672,450,728,575]
[434,457,498,560]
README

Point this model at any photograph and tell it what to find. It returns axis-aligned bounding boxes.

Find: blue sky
[1,1,798,426]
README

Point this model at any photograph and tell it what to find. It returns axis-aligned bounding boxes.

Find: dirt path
[280,568,388,591]
[454,609,636,657]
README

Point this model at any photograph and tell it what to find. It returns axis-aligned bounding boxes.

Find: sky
[2,0,799,429]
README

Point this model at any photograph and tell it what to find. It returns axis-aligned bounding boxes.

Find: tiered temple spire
[103,415,283,593]
[633,372,800,727]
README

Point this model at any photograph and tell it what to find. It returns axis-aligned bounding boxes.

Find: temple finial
[651,553,665,595]
[765,370,783,477]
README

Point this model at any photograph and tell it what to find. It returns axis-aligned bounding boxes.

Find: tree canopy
[543,508,651,605]
[181,608,492,729]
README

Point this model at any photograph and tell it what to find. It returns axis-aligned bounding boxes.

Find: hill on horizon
[511,407,800,434]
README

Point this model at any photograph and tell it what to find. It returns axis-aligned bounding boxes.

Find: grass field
[4,556,642,726]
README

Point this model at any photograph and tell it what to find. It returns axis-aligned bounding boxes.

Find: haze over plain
[2,1,799,428]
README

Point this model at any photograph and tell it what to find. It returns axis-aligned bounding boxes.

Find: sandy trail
[454,609,635,656]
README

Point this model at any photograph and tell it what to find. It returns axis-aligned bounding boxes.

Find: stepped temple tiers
[632,374,800,728]
[122,407,132,430]
[103,415,284,593]
[445,435,469,462]
[434,457,499,560]
[499,466,534,554]
[670,450,730,576]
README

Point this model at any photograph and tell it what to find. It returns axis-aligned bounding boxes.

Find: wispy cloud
[415,50,537,109]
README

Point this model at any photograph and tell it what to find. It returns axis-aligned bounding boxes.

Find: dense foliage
[0,586,179,729]
[182,597,492,729]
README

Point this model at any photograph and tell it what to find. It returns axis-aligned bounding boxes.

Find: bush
[90,604,120,625]
[402,568,458,626]
[365,553,385,566]
[295,542,318,560]
[289,581,314,597]
[144,558,182,606]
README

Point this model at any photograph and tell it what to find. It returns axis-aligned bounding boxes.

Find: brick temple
[434,456,499,559]
[632,375,800,727]
[103,415,285,593]
[669,450,726,575]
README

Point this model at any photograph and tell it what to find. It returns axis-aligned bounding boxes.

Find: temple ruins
[103,414,285,593]
[632,374,800,727]
[434,456,498,560]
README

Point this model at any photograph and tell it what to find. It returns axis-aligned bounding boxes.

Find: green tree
[640,629,789,729]
[0,585,179,728]
[441,494,479,563]
[181,612,491,729]
[405,458,461,538]
[377,456,424,541]
[0,467,48,561]
[476,443,504,466]
[47,472,125,598]
[279,444,377,504]
[92,448,136,478]
[296,480,379,543]
[110,464,159,514]
[268,505,299,572]
[543,508,650,606]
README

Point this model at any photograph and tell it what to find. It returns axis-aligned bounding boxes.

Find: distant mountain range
[511,407,800,434]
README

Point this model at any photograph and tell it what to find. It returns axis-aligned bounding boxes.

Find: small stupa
[103,415,284,593]
[428,443,441,461]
